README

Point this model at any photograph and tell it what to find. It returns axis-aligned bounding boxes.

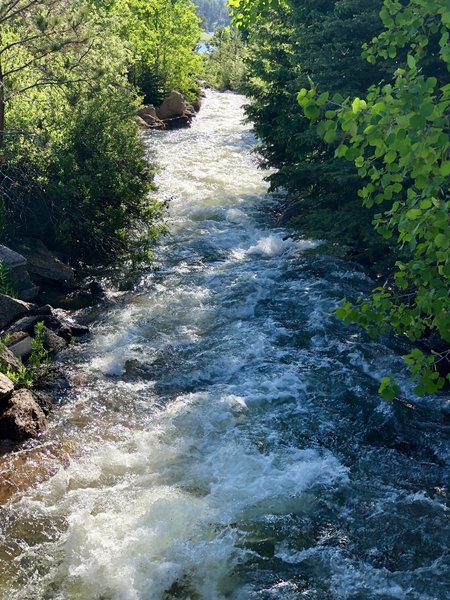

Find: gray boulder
[0,294,31,330]
[0,373,14,402]
[0,345,21,370]
[0,389,47,442]
[42,328,67,354]
[12,239,74,284]
[0,245,39,301]
[6,332,33,359]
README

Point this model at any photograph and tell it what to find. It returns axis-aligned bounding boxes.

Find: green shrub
[0,260,17,297]
[1,322,49,389]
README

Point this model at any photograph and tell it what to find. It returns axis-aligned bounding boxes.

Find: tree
[204,25,247,90]
[298,0,450,397]
[241,0,394,267]
[0,0,89,149]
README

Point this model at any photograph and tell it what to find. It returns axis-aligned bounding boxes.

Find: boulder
[4,314,67,338]
[33,390,53,416]
[136,116,150,128]
[0,373,14,402]
[192,98,202,113]
[42,328,67,354]
[12,239,74,284]
[156,91,187,121]
[164,115,193,131]
[0,345,21,371]
[138,104,158,119]
[0,294,31,330]
[70,324,90,337]
[0,245,39,301]
[5,315,41,336]
[0,389,47,442]
[30,304,53,317]
[6,332,33,359]
[137,106,166,130]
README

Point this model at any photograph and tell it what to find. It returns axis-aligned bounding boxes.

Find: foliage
[204,26,247,91]
[0,0,202,263]
[114,0,203,102]
[43,88,166,261]
[1,321,49,388]
[298,0,450,397]
[0,259,16,297]
[229,0,281,30]
[241,0,395,269]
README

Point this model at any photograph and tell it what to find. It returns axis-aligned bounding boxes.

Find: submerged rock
[0,389,47,442]
[164,115,193,130]
[0,441,71,503]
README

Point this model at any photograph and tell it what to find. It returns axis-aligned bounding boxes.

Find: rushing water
[1,91,449,600]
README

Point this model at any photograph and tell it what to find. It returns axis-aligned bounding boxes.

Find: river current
[0,91,449,599]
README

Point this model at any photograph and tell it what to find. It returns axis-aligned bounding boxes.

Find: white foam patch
[247,235,293,258]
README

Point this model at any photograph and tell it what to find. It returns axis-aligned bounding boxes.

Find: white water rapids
[0,91,448,600]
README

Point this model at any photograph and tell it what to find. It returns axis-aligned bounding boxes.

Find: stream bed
[0,91,449,600]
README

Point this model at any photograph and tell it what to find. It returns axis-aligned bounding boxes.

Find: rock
[164,115,192,131]
[0,294,31,330]
[29,304,53,317]
[12,239,74,284]
[192,98,202,112]
[32,390,53,416]
[138,104,157,119]
[4,314,65,338]
[0,373,14,402]
[0,345,21,371]
[55,324,73,342]
[0,245,39,301]
[41,315,64,332]
[6,332,33,358]
[138,115,165,130]
[138,105,166,129]
[0,442,71,503]
[42,328,67,354]
[5,315,41,336]
[0,389,47,442]
[157,91,187,121]
[70,324,90,337]
[0,245,26,270]
[136,116,150,128]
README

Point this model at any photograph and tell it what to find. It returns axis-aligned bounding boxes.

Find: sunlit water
[1,91,449,600]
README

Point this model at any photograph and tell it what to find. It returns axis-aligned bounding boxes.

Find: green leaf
[407,54,416,70]
[352,98,361,114]
[406,209,422,220]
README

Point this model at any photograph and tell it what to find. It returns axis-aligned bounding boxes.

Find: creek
[0,91,448,600]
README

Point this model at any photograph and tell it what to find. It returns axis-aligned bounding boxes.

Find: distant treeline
[195,0,230,31]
